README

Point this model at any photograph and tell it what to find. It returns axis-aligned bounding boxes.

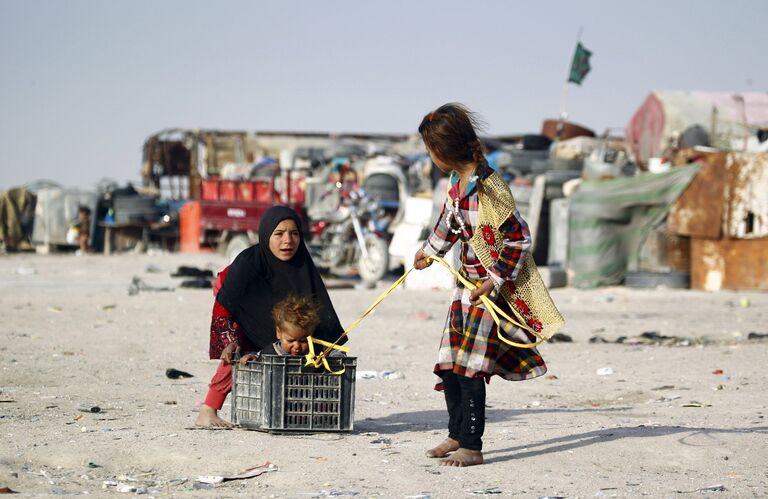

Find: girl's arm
[485,209,532,291]
[420,197,460,259]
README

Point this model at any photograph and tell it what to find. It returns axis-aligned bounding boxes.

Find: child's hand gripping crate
[231,355,356,432]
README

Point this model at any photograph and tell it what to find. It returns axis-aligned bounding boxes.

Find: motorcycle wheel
[357,234,389,284]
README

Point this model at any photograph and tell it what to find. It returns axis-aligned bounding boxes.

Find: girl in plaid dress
[414,103,548,467]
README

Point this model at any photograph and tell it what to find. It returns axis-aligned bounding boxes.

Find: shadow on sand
[356,409,767,464]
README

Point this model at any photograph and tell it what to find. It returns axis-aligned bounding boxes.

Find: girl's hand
[469,279,496,306]
[220,341,240,365]
[239,354,257,365]
[413,249,432,270]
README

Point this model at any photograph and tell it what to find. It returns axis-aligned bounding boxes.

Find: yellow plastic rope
[305,255,547,373]
[304,337,350,374]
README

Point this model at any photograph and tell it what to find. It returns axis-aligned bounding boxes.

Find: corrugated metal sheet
[668,153,727,238]
[669,151,768,240]
[724,152,768,239]
[691,238,768,291]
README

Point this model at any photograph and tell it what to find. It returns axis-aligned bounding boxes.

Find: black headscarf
[216,205,345,350]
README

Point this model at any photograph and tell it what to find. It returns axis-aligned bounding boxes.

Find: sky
[1,0,767,190]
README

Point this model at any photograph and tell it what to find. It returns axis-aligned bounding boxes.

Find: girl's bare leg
[425,437,460,458]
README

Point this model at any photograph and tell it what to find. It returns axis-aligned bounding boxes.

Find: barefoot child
[413,103,564,466]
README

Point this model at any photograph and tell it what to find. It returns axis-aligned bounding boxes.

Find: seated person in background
[239,293,322,362]
[77,206,91,254]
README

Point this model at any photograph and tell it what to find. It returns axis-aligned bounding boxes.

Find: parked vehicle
[142,129,305,260]
[307,182,389,284]
[361,155,409,234]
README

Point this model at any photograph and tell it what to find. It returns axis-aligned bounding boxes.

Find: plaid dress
[421,166,547,388]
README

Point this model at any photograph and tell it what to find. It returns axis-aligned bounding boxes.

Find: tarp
[568,165,700,288]
[626,90,768,165]
[0,187,35,250]
[31,188,98,248]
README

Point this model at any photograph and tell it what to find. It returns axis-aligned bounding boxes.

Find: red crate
[254,180,275,203]
[201,179,220,201]
[219,181,237,201]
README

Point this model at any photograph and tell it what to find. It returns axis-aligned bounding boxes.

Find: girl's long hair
[418,103,488,169]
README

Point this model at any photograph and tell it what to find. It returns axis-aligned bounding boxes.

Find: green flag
[568,42,592,85]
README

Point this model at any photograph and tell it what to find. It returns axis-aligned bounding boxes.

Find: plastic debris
[712,369,724,375]
[179,277,212,289]
[170,266,213,278]
[676,484,726,494]
[127,276,174,296]
[77,403,101,413]
[596,367,614,376]
[748,332,768,340]
[549,333,573,343]
[469,487,502,495]
[739,298,750,308]
[701,485,726,492]
[309,491,360,497]
[165,368,194,379]
[356,370,404,380]
[116,483,136,493]
[682,401,711,408]
[197,462,276,484]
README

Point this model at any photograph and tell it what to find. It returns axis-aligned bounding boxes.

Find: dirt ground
[1,252,767,498]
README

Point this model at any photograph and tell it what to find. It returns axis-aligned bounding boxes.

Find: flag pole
[557,27,584,140]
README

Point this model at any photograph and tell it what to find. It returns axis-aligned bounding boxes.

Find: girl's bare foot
[439,448,484,467]
[425,438,460,458]
[195,405,233,428]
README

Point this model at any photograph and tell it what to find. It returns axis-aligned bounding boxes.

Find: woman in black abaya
[195,205,345,427]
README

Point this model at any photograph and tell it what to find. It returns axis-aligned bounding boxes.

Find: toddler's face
[276,323,310,356]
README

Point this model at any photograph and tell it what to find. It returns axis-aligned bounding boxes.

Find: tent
[626,90,768,165]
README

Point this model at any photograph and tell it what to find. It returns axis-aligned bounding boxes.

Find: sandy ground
[1,251,767,498]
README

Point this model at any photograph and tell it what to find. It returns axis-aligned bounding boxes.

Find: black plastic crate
[231,355,356,432]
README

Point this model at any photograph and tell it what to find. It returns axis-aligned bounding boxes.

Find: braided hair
[418,103,489,170]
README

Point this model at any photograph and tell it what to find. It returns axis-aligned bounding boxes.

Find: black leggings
[439,370,486,451]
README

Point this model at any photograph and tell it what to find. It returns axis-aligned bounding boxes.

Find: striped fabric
[422,165,547,388]
[569,165,699,288]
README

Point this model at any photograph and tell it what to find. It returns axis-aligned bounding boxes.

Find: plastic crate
[231,355,356,432]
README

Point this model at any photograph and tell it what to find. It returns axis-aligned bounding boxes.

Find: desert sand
[1,252,766,497]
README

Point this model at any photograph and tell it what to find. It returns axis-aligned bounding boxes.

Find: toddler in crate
[238,294,341,362]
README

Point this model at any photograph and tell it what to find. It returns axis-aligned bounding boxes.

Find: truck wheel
[226,234,251,263]
[358,234,389,284]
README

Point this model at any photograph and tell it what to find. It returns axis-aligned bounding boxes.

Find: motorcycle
[307,181,390,284]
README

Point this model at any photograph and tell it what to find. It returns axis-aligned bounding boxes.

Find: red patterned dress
[208,266,254,359]
[420,164,547,388]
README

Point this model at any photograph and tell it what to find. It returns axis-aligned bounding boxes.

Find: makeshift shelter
[0,187,36,250]
[568,165,699,288]
[626,91,768,166]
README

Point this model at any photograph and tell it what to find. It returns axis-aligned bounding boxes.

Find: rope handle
[304,255,547,373]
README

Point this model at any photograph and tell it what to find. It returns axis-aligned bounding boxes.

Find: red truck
[142,129,307,261]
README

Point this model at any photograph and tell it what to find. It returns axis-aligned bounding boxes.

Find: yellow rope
[304,255,547,373]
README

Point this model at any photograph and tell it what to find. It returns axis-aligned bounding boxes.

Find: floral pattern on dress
[481,224,496,246]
